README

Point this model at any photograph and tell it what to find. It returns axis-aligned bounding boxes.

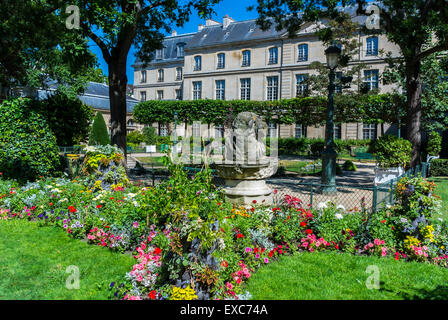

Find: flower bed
[0,155,447,300]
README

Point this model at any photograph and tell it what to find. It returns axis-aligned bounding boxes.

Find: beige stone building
[132,13,402,140]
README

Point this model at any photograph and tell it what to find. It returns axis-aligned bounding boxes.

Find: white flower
[133,201,139,207]
[317,202,328,210]
[335,213,344,220]
[336,204,345,211]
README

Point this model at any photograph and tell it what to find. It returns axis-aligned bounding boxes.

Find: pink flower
[264,258,269,263]
[374,239,381,246]
[225,282,233,290]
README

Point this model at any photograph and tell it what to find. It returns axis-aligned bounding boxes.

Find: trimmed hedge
[0,98,61,181]
[431,159,448,176]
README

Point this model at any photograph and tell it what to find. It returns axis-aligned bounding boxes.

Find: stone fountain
[212,112,278,205]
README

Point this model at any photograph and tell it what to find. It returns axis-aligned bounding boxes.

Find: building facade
[132,12,402,140]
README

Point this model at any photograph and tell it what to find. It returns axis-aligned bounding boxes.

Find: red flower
[153,247,162,255]
[96,204,102,209]
[305,229,313,235]
[237,233,244,239]
[68,206,77,213]
[250,207,255,212]
[381,220,386,224]
[148,290,157,300]
[217,202,221,206]
[110,197,114,200]
[252,200,257,204]
[221,260,228,268]
[300,221,307,227]
[49,202,53,206]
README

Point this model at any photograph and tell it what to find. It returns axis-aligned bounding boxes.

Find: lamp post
[320,45,342,194]
[174,111,178,152]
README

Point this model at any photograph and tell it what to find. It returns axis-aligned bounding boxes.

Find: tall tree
[252,0,448,166]
[72,0,221,156]
[0,0,97,97]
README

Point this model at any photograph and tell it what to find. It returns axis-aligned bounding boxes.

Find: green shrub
[127,130,146,145]
[431,159,448,176]
[427,131,442,157]
[89,112,110,146]
[0,98,61,181]
[37,91,94,146]
[342,160,357,171]
[143,126,158,145]
[370,135,412,168]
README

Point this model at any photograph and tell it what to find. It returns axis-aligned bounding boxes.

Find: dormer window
[298,44,308,62]
[194,56,202,71]
[217,53,225,69]
[156,48,164,59]
[176,43,185,57]
[268,47,278,65]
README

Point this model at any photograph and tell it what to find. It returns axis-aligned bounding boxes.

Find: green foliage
[133,95,404,128]
[89,112,111,146]
[37,91,94,146]
[127,130,146,145]
[0,98,60,181]
[370,135,412,168]
[431,159,448,177]
[342,160,357,171]
[427,131,442,157]
[143,126,158,145]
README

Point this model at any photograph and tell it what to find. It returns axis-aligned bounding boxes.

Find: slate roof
[37,81,139,113]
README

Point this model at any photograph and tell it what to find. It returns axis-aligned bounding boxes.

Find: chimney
[171,29,177,36]
[223,15,235,29]
[206,19,221,26]
[198,24,204,31]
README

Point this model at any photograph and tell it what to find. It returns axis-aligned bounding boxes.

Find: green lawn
[247,251,448,300]
[0,219,134,300]
[136,156,166,167]
[430,176,448,220]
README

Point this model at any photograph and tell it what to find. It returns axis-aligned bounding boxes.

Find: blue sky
[88,0,259,84]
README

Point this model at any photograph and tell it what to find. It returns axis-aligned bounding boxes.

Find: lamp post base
[320,149,338,194]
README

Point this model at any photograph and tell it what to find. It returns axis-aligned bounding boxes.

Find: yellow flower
[171,286,198,300]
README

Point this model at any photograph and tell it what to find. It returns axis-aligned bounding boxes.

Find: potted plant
[370,135,411,185]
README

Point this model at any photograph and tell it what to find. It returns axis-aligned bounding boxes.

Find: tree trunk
[405,61,423,167]
[108,57,128,159]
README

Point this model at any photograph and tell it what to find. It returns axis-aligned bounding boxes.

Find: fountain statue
[211,112,278,205]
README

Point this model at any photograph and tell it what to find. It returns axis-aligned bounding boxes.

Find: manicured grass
[0,219,134,300]
[430,176,448,220]
[247,251,448,300]
[136,156,166,167]
[280,160,320,175]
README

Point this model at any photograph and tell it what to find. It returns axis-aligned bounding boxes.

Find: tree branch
[81,22,111,63]
[413,41,448,63]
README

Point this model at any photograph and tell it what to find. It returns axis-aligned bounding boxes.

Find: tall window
[266,76,279,101]
[159,123,169,137]
[140,91,146,101]
[366,36,378,56]
[334,124,342,139]
[364,69,379,91]
[157,69,164,82]
[157,90,164,100]
[295,124,306,138]
[193,81,202,100]
[141,70,147,83]
[176,43,185,57]
[192,122,201,137]
[335,71,343,93]
[363,123,377,140]
[175,89,182,100]
[194,56,202,71]
[268,47,278,64]
[215,124,224,139]
[216,80,225,100]
[176,67,183,81]
[267,122,277,138]
[240,78,251,100]
[296,74,308,96]
[298,44,308,62]
[242,50,251,66]
[217,53,225,69]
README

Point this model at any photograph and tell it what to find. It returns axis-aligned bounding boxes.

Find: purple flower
[133,221,139,228]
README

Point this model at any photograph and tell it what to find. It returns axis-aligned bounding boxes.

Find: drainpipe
[278,39,284,138]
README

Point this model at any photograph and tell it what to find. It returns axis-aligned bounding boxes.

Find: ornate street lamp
[320,44,342,194]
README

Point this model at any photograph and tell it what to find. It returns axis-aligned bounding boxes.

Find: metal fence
[127,160,429,213]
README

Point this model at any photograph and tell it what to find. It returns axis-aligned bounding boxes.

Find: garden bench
[355,152,375,161]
